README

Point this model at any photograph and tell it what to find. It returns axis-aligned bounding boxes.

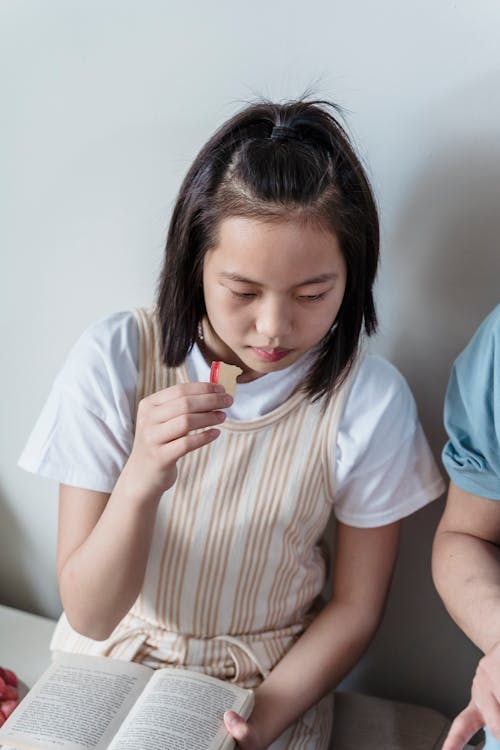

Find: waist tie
[110,626,298,686]
[51,612,306,687]
[212,635,270,683]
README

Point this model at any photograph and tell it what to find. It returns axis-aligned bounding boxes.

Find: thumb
[224,711,249,741]
[442,702,484,750]
[224,711,246,738]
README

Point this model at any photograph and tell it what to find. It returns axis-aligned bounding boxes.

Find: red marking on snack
[209,361,220,385]
[210,361,243,397]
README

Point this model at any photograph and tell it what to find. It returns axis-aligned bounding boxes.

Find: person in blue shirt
[433,304,500,750]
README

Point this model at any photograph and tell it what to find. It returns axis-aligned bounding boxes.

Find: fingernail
[223,394,233,406]
[224,711,238,726]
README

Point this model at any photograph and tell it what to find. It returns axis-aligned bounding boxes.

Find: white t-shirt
[18,310,445,527]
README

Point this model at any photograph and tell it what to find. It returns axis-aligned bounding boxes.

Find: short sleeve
[333,355,445,527]
[18,311,139,493]
[442,306,500,500]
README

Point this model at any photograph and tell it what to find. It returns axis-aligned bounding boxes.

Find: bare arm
[57,482,158,640]
[226,520,400,748]
[57,382,231,640]
[432,481,500,654]
[432,481,500,749]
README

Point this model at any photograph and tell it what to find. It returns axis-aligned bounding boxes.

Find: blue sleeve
[442,305,500,499]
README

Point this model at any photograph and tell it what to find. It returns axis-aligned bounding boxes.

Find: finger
[472,665,500,739]
[152,411,227,444]
[159,428,222,464]
[442,703,484,750]
[149,392,233,424]
[480,694,500,740]
[149,382,226,406]
[223,712,258,749]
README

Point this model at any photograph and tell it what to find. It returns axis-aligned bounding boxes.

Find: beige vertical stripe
[193,432,257,635]
[192,432,242,634]
[229,420,288,633]
[239,402,311,633]
[155,444,208,626]
[172,446,213,627]
[266,415,325,626]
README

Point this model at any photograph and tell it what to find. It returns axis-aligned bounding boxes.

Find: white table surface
[0,604,56,688]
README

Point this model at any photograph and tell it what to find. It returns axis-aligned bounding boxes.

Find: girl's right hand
[123,382,231,501]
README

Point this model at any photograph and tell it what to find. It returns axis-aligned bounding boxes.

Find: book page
[107,669,254,750]
[0,653,151,750]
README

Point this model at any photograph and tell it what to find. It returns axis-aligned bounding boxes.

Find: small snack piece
[0,666,20,721]
[210,361,242,397]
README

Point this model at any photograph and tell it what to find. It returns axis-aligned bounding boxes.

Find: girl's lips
[251,347,291,362]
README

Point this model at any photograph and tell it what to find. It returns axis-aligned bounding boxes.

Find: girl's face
[202,216,347,382]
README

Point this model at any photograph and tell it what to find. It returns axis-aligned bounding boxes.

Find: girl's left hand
[223,711,266,750]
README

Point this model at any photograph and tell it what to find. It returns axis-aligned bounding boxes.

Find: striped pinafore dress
[51,307,355,749]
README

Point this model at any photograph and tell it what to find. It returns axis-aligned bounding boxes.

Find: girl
[20,99,444,749]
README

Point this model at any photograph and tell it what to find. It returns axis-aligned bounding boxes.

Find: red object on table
[0,666,20,721]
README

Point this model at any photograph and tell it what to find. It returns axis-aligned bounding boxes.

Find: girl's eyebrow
[218,271,339,285]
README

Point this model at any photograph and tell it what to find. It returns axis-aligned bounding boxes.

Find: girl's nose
[255,297,292,341]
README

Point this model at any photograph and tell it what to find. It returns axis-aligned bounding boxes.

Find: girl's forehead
[204,216,346,287]
[210,216,342,261]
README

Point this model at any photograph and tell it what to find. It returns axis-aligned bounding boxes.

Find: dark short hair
[157,98,379,402]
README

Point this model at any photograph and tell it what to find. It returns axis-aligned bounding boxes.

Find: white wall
[2,0,499,720]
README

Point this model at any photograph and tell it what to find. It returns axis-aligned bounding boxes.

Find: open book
[0,652,254,750]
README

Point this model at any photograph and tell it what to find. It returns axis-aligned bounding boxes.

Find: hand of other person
[443,641,500,749]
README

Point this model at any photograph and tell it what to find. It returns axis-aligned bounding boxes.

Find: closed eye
[230,290,257,299]
[298,292,327,302]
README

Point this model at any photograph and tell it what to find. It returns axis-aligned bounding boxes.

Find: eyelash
[231,291,256,299]
[298,293,327,302]
[230,291,327,302]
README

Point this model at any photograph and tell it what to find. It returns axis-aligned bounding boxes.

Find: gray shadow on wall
[384,138,500,452]
[339,500,481,718]
[340,129,500,719]
[0,481,38,612]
